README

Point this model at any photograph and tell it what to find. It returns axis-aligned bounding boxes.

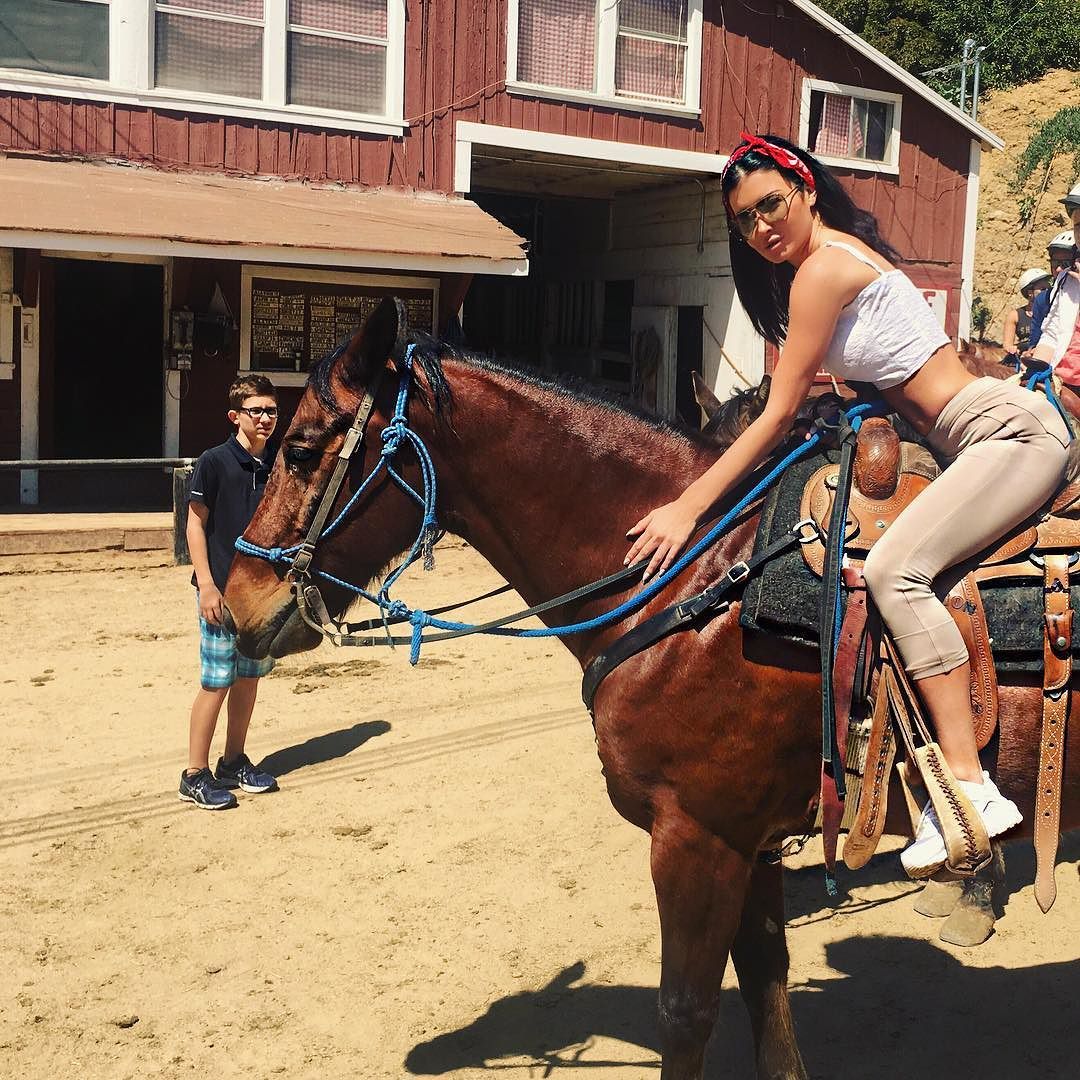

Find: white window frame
[506,0,703,119]
[0,0,406,135]
[798,78,902,176]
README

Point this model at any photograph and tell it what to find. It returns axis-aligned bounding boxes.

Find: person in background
[1028,222,1080,352]
[180,375,281,810]
[1003,267,1051,363]
[1029,184,1080,391]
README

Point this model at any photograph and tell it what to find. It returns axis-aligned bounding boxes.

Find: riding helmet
[1048,229,1076,252]
[1018,267,1052,295]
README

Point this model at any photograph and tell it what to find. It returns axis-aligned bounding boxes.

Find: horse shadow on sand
[256,719,390,777]
[406,924,1080,1079]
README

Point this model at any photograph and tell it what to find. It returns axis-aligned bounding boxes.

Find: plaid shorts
[198,598,274,690]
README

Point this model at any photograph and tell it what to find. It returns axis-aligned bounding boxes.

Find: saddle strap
[1035,554,1072,912]
[580,525,807,713]
[822,589,868,880]
[820,423,858,800]
[945,574,999,749]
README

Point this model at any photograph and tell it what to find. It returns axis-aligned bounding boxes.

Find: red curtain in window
[516,0,596,92]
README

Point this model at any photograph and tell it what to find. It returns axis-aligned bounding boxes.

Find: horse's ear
[692,371,723,420]
[756,373,772,404]
[342,296,410,385]
[544,961,586,993]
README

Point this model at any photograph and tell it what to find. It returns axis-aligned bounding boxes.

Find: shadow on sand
[257,720,390,777]
[406,928,1080,1078]
[407,832,1080,1078]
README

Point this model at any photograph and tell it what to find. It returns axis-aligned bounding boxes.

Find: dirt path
[2,542,1078,1079]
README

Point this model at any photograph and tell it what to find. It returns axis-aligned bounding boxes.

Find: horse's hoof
[938,878,995,947]
[990,842,1006,886]
[913,874,964,918]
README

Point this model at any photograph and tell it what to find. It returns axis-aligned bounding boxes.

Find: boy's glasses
[239,406,278,419]
[732,187,802,239]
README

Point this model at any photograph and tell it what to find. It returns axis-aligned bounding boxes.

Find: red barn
[0,1,1000,505]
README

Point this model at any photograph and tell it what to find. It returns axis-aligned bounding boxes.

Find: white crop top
[818,241,950,389]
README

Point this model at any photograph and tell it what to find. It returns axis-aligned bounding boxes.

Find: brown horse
[225,299,1080,1080]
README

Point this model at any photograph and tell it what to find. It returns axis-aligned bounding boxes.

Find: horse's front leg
[650,809,752,1080]
[731,858,808,1080]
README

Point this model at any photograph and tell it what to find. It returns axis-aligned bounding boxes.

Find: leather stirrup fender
[843,670,896,870]
[1035,553,1072,912]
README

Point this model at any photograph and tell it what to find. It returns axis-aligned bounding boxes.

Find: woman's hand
[625,499,700,582]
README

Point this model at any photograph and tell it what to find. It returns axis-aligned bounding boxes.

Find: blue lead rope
[237,350,886,663]
[1025,367,1073,436]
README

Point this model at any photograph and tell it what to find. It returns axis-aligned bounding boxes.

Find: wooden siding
[0,2,970,271]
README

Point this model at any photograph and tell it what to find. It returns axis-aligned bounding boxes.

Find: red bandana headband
[722,132,816,212]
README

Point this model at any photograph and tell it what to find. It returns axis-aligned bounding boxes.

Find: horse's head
[225,297,446,659]
[695,372,854,447]
[695,372,771,448]
[957,339,1014,378]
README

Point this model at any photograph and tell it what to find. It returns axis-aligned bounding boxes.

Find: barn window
[155,2,265,100]
[614,0,687,103]
[154,1,402,121]
[286,1,389,115]
[799,78,902,174]
[509,0,702,115]
[515,0,596,93]
[0,0,110,81]
[0,2,405,135]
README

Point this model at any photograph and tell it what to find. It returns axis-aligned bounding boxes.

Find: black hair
[721,134,901,346]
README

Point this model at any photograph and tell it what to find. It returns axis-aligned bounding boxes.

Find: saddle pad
[739,448,1080,674]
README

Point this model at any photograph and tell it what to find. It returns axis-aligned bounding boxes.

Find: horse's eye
[284,446,316,467]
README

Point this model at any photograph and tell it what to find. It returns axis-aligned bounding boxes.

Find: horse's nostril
[220,605,237,635]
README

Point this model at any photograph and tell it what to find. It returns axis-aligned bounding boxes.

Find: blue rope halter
[1025,367,1073,434]
[236,344,886,664]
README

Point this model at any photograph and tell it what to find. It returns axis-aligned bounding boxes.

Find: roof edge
[0,229,530,277]
[789,0,1005,152]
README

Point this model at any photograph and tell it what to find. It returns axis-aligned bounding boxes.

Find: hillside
[974,69,1080,341]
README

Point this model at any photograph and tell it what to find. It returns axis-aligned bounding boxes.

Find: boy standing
[179,374,280,810]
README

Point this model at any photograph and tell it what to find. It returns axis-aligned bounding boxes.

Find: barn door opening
[42,258,166,507]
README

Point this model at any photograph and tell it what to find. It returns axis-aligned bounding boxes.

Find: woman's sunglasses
[731,187,802,239]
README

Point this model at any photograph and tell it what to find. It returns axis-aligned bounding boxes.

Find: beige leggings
[862,377,1071,679]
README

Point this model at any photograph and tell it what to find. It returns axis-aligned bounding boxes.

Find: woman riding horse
[626,133,1071,877]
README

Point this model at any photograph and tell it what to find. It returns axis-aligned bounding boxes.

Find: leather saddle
[800,417,1077,906]
[800,417,1080,580]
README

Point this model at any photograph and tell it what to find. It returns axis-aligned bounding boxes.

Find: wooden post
[173,466,193,565]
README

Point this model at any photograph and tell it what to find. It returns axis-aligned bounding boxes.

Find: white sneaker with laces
[900,771,1022,878]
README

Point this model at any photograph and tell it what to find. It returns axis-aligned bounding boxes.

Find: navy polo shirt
[189,435,274,591]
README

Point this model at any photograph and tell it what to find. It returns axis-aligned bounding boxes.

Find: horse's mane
[309,329,714,449]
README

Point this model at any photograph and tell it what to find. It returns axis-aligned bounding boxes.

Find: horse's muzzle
[234,599,322,660]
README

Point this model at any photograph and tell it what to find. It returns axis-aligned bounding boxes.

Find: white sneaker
[900,771,1022,878]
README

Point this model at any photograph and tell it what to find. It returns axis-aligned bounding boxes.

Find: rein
[236,342,886,664]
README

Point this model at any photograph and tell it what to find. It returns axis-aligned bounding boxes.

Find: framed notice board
[240,266,439,386]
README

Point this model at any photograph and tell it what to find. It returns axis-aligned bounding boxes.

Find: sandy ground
[3,540,1079,1080]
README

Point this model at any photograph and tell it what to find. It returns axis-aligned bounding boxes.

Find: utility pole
[971,44,986,121]
[959,38,975,114]
[920,40,988,119]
